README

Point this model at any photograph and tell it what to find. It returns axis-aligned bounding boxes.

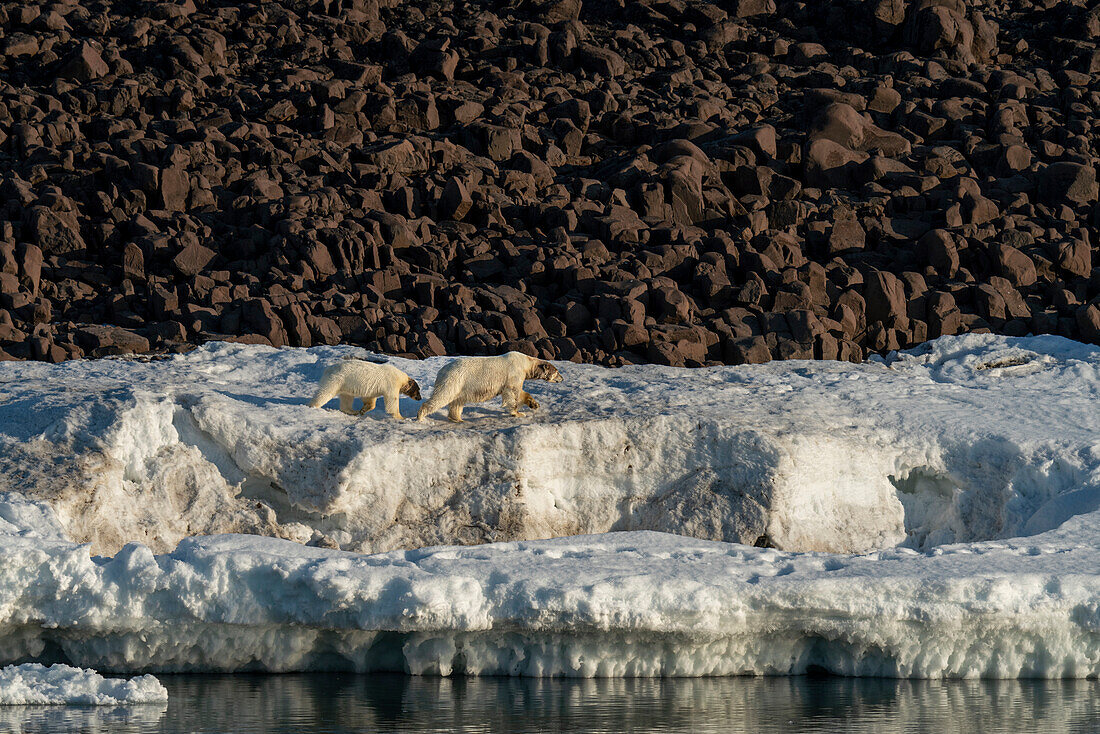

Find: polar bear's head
[529,361,563,383]
[402,377,423,400]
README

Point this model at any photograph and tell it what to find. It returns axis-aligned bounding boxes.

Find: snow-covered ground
[3,334,1099,556]
[0,664,166,705]
[0,334,1098,677]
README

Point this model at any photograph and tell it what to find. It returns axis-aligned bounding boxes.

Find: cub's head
[402,377,422,401]
[529,361,563,383]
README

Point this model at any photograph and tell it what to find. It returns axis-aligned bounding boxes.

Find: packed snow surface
[0,334,1099,678]
[0,664,167,705]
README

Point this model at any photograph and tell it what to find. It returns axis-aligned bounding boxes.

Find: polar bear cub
[417,351,563,423]
[309,358,422,420]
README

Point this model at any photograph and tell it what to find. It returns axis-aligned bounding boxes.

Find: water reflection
[0,702,166,734]
[3,675,1098,733]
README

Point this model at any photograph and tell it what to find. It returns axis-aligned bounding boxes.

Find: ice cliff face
[1,334,1099,557]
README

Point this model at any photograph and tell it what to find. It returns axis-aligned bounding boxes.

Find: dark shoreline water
[3,674,1099,734]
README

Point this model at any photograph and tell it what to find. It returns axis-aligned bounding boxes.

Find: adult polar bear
[417,351,563,423]
[310,358,422,420]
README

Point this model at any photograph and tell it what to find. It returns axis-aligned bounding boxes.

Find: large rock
[60,43,110,81]
[991,244,1037,288]
[74,325,150,355]
[809,103,910,157]
[575,43,627,77]
[440,177,473,221]
[729,0,775,17]
[864,271,909,330]
[902,0,998,64]
[172,243,216,277]
[1039,163,1098,207]
[160,167,191,212]
[26,208,85,256]
[804,139,869,189]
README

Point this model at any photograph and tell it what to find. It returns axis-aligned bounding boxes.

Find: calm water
[3,674,1099,733]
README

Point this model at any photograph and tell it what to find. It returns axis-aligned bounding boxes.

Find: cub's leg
[355,397,378,416]
[309,384,340,409]
[447,401,465,423]
[339,394,358,415]
[383,391,404,421]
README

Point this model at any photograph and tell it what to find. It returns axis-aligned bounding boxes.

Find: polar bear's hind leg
[501,386,521,416]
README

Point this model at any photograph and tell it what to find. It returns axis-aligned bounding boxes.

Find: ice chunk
[0,664,167,705]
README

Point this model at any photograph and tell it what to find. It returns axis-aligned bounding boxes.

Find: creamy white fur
[309,360,417,420]
[417,351,562,422]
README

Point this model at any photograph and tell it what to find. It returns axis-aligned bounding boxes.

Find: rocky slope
[0,0,1097,366]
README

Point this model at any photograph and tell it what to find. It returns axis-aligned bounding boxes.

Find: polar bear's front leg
[339,394,358,415]
[447,402,465,423]
[355,397,377,416]
[521,391,539,411]
[383,391,404,420]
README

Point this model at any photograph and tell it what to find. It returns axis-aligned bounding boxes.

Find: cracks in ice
[171,393,343,536]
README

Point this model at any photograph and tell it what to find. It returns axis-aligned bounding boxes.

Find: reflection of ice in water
[70,675,1097,734]
[0,703,166,734]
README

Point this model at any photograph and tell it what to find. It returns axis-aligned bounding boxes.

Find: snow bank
[2,333,1099,556]
[0,664,167,705]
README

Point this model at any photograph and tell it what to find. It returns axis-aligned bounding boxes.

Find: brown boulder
[172,243,216,277]
[1078,304,1100,341]
[18,245,43,296]
[306,242,337,278]
[1039,163,1098,207]
[809,103,911,157]
[1056,238,1092,279]
[920,229,959,277]
[27,207,85,256]
[74,325,151,355]
[122,243,145,282]
[160,166,191,212]
[61,42,110,81]
[440,177,473,221]
[804,139,869,188]
[536,0,581,23]
[991,244,1037,287]
[575,43,627,77]
[729,0,775,17]
[864,271,909,329]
